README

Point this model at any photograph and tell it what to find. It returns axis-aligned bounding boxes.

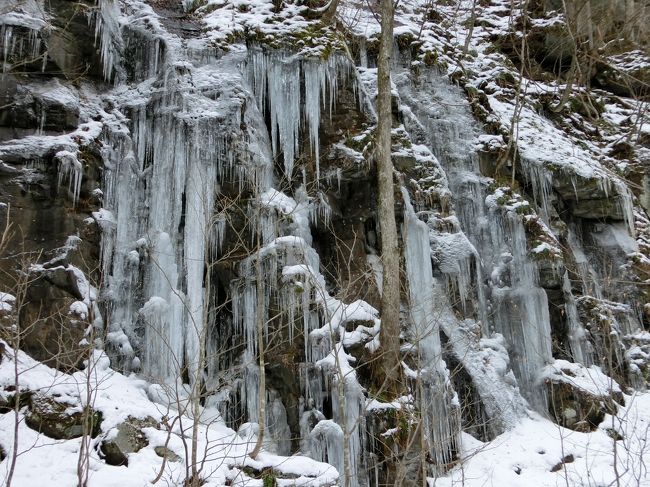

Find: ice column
[394,64,554,415]
[0,21,43,73]
[402,188,459,467]
[99,56,242,383]
[562,272,593,366]
[488,209,553,411]
[91,0,121,80]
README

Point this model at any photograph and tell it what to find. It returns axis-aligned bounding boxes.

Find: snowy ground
[437,394,650,487]
[0,345,338,487]
[1,344,649,486]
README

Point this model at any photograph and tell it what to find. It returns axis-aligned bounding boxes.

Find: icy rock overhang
[0,0,121,81]
[0,6,48,73]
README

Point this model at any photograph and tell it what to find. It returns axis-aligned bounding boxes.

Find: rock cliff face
[0,0,648,485]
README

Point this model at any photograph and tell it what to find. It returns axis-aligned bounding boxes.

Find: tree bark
[249,232,266,460]
[376,0,401,396]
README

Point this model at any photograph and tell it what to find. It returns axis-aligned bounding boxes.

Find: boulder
[100,416,159,466]
[542,360,623,432]
[25,393,102,439]
[0,389,31,414]
[154,446,182,463]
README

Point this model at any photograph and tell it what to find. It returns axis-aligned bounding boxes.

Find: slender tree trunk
[190,280,209,485]
[77,348,96,487]
[376,0,401,396]
[6,343,20,487]
[462,0,478,56]
[321,0,340,23]
[250,232,266,460]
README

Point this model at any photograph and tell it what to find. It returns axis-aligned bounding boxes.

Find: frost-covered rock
[541,360,623,432]
[100,416,158,466]
[25,392,102,440]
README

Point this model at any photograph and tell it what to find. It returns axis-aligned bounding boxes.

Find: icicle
[56,150,83,207]
[304,60,323,183]
[231,235,328,452]
[249,50,302,177]
[315,343,365,487]
[310,420,345,482]
[359,38,368,68]
[430,216,479,312]
[394,65,557,415]
[1,25,13,70]
[488,209,553,411]
[91,0,121,81]
[247,49,352,181]
[97,41,249,381]
[567,227,603,299]
[211,213,227,255]
[0,20,44,73]
[140,293,184,381]
[614,178,636,237]
[521,161,553,222]
[266,389,292,455]
[402,188,441,365]
[183,139,216,382]
[562,272,593,366]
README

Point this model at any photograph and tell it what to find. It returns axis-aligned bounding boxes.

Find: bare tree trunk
[249,232,266,460]
[189,281,209,486]
[376,0,401,396]
[77,345,96,487]
[6,341,20,487]
[321,0,340,23]
[462,0,479,56]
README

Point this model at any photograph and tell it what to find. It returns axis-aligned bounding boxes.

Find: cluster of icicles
[91,22,457,482]
[0,0,118,78]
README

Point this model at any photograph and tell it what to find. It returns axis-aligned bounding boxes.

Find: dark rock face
[0,0,105,372]
[25,393,102,440]
[41,0,113,81]
[0,77,80,141]
[19,273,88,371]
[547,168,631,222]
